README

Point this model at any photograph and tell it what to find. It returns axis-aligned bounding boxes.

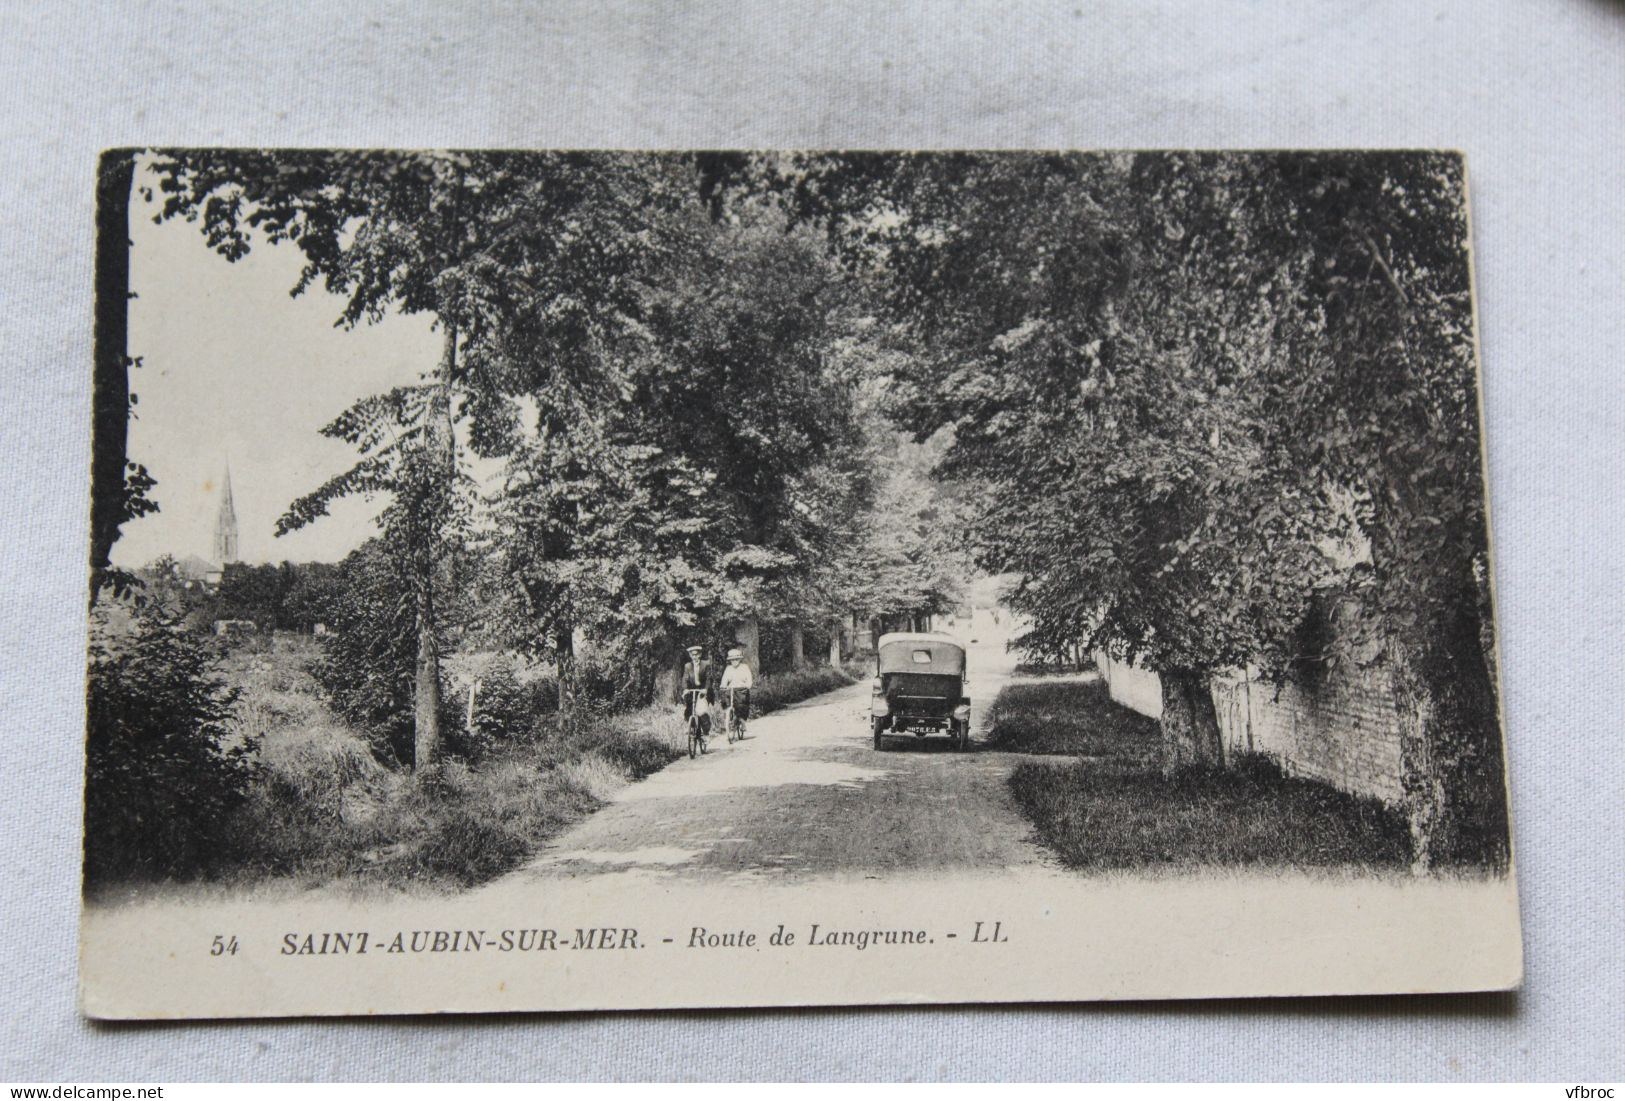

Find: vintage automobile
[870,632,971,751]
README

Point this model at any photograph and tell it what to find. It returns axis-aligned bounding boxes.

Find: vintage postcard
[81,149,1520,1018]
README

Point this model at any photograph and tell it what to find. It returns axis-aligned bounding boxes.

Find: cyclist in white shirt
[718,647,754,730]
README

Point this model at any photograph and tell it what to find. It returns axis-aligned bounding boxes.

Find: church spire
[213,462,239,564]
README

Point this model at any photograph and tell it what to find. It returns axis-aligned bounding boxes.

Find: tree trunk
[1390,587,1511,875]
[1389,640,1439,875]
[733,618,761,674]
[409,323,459,774]
[652,635,683,705]
[829,621,843,667]
[653,656,679,708]
[555,622,577,716]
[412,579,442,772]
[1158,667,1223,775]
[1435,587,1512,870]
[788,623,805,668]
[90,151,135,606]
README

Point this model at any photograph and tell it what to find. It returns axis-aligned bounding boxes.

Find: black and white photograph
[80,147,1520,1018]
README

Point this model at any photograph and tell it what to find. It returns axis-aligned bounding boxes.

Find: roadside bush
[466,649,654,722]
[84,600,259,885]
[451,663,536,758]
[577,651,651,712]
[311,540,463,764]
[383,717,687,886]
[750,666,856,715]
[841,657,874,682]
[258,728,385,818]
[409,801,538,886]
[759,622,832,673]
[311,541,416,760]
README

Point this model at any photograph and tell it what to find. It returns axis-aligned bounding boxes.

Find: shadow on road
[871,735,989,755]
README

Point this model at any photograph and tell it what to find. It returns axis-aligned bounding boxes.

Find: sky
[112,160,440,568]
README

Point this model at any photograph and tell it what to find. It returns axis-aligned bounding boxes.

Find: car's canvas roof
[875,632,963,649]
[875,633,966,676]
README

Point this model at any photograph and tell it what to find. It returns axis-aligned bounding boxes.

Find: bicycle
[684,687,710,758]
[721,687,747,744]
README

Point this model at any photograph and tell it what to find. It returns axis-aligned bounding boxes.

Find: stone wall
[1209,664,1405,805]
[1094,647,1407,807]
[1093,650,1165,719]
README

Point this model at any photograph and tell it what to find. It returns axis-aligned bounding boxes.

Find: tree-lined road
[485,629,1062,888]
[99,152,1506,880]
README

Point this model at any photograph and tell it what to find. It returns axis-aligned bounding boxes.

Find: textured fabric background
[2,0,1620,1082]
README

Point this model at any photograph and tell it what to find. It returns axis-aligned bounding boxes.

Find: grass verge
[989,675,1409,873]
[230,704,686,891]
[1008,754,1410,872]
[209,637,684,892]
[985,676,1160,759]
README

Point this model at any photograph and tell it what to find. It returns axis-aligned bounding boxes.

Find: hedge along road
[482,624,1063,888]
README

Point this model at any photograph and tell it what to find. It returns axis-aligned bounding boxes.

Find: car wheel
[872,718,885,750]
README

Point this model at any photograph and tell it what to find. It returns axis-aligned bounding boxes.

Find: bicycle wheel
[687,718,699,759]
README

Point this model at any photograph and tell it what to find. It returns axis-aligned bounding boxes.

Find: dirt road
[488,631,1063,889]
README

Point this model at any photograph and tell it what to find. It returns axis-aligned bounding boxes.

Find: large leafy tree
[645,215,874,661]
[1252,151,1505,867]
[749,151,1505,865]
[148,150,696,768]
[486,383,728,709]
[490,211,878,681]
[946,153,1347,768]
[753,152,1308,761]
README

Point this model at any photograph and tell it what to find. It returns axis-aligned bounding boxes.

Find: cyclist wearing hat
[718,647,754,729]
[680,645,713,733]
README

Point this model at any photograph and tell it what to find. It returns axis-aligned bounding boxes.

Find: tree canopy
[117,148,1503,863]
[731,149,1500,858]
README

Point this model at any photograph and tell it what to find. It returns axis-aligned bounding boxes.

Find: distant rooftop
[171,554,220,581]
